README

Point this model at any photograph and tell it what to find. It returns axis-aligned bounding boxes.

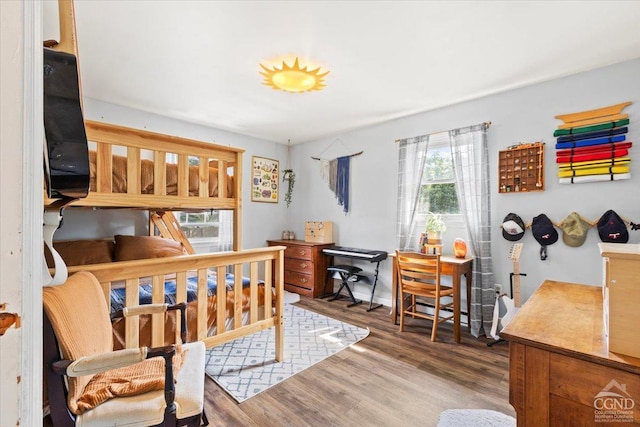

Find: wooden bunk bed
[43,0,285,358]
[44,115,286,358]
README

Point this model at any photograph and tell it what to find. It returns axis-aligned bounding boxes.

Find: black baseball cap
[502,213,525,241]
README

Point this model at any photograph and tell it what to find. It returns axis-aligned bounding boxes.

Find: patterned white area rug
[437,409,516,427]
[282,290,300,304]
[205,304,369,403]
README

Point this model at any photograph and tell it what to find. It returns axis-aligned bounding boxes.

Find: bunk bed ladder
[150,211,196,255]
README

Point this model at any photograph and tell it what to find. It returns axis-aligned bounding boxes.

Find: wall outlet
[495,284,502,294]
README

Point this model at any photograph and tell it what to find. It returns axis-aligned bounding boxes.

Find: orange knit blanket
[75,346,186,414]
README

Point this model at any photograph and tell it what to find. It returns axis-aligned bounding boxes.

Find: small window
[417,133,459,215]
[165,153,199,166]
[176,211,219,239]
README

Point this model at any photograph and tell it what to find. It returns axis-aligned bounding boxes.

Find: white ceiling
[44,1,640,144]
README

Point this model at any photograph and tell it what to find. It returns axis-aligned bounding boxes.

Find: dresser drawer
[285,270,314,290]
[549,352,640,410]
[285,258,314,274]
[266,240,333,298]
[285,245,313,261]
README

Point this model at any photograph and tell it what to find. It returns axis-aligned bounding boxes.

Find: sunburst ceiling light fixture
[259,57,329,93]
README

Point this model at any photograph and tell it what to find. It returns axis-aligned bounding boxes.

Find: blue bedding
[110,273,252,313]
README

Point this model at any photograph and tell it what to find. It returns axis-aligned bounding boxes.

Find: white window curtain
[396,122,494,338]
[396,135,429,250]
[217,210,234,252]
[449,122,494,338]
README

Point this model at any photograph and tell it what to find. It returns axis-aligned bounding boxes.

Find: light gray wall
[57,59,640,308]
[291,58,640,305]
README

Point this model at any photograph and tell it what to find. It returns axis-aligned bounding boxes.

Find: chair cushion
[76,341,205,427]
[43,272,113,415]
[114,235,187,262]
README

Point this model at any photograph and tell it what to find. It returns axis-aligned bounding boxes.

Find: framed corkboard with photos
[251,156,279,203]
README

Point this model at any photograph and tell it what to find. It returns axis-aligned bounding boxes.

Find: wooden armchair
[395,251,454,342]
[43,271,207,426]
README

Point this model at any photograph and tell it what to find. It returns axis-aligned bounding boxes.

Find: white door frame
[22,1,44,424]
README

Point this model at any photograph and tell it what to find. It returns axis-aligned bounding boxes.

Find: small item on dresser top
[560,212,590,247]
[597,209,629,243]
[282,230,290,240]
[531,214,558,260]
[501,213,525,241]
[304,221,333,243]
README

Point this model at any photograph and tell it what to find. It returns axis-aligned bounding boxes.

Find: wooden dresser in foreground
[501,280,640,427]
[267,240,333,298]
[599,243,640,359]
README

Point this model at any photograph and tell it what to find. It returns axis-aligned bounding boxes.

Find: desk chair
[396,251,454,342]
[43,271,207,427]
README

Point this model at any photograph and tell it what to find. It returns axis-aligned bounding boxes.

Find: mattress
[109,272,250,312]
[88,150,234,197]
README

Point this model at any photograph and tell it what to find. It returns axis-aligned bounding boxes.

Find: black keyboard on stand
[322,246,388,311]
[323,246,387,262]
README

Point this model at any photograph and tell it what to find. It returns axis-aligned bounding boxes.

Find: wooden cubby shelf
[498,142,545,194]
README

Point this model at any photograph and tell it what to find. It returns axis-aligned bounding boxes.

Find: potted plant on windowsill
[425,211,446,244]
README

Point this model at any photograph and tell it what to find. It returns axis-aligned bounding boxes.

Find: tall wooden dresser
[501,280,640,426]
[599,243,640,359]
[267,239,333,298]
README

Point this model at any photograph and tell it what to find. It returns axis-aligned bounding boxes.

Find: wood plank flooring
[204,296,515,426]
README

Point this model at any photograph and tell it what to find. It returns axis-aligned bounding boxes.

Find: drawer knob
[300,250,307,256]
[300,263,307,269]
[300,277,307,283]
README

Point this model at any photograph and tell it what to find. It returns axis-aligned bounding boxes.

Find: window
[177,211,219,239]
[417,132,459,216]
[164,153,234,252]
[174,209,234,253]
[165,153,199,166]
